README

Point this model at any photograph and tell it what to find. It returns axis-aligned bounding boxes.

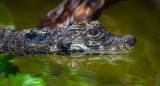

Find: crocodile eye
[87,27,100,37]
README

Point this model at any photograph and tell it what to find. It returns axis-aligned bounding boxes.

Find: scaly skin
[0,21,136,56]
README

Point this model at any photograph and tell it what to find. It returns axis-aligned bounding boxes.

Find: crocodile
[0,21,136,56]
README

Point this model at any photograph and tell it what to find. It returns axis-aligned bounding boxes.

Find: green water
[0,0,160,86]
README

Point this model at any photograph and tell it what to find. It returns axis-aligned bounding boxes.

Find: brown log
[37,0,106,29]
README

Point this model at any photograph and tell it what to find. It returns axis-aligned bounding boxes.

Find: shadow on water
[0,0,160,86]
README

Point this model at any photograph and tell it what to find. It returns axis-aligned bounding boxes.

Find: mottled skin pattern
[0,21,136,55]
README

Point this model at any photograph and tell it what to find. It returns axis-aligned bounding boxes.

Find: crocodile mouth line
[69,44,131,55]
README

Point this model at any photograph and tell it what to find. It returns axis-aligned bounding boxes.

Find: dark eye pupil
[87,28,99,36]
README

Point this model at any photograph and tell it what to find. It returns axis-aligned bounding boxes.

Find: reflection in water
[39,54,134,72]
[16,52,134,72]
[13,53,134,86]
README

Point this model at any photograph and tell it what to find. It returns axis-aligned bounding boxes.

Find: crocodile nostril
[124,35,136,47]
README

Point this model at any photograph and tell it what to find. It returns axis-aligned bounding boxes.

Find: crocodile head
[0,21,136,55]
[58,21,136,54]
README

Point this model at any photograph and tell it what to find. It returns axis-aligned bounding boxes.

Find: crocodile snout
[123,34,136,47]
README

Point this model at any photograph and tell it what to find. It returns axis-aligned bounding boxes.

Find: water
[0,0,160,86]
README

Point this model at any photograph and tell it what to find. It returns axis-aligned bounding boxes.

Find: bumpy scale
[0,21,136,56]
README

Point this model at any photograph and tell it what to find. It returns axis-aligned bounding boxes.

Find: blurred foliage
[0,54,19,76]
[0,74,46,86]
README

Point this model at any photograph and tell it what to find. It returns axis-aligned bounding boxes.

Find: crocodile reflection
[0,21,136,55]
[25,54,134,73]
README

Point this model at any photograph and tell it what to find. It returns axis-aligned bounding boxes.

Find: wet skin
[0,21,136,55]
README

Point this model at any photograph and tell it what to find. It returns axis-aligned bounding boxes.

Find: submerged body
[0,21,136,56]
